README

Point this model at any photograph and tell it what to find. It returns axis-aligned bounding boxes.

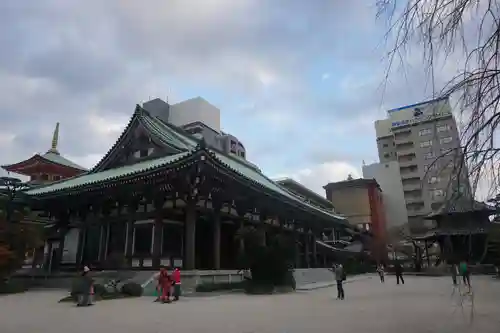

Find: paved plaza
[0,275,499,333]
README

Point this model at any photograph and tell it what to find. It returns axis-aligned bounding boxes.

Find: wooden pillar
[304,231,310,268]
[125,202,137,266]
[213,211,221,270]
[425,240,430,267]
[312,232,318,268]
[75,224,86,269]
[98,223,107,262]
[293,222,300,268]
[56,213,70,269]
[184,201,196,270]
[152,198,165,268]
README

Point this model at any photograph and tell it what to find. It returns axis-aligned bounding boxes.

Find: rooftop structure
[1,123,87,184]
[324,178,388,262]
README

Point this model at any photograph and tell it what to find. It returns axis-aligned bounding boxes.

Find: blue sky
[0,0,454,195]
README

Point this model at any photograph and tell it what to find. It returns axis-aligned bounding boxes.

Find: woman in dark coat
[77,266,94,307]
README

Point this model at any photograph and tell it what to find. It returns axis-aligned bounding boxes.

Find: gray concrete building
[374,97,470,232]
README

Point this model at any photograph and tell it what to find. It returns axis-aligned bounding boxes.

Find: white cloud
[277,160,361,196]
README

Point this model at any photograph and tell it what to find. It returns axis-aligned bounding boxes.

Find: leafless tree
[377,0,500,201]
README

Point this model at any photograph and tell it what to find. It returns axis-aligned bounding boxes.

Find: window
[419,128,432,136]
[440,136,453,145]
[240,151,246,158]
[383,143,388,148]
[53,175,61,181]
[420,140,433,148]
[423,151,435,159]
[437,124,451,132]
[140,149,148,158]
[148,147,154,156]
[383,153,390,158]
[41,174,49,180]
[428,176,440,184]
[133,150,141,158]
[230,140,237,153]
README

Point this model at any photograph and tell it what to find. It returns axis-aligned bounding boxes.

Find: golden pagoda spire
[48,122,60,154]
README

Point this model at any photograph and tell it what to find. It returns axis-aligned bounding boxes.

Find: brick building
[324,178,388,262]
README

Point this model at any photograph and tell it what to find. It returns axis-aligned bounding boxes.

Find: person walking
[451,263,458,286]
[459,260,471,291]
[377,264,385,283]
[158,267,172,303]
[334,263,345,300]
[77,266,94,307]
[171,267,181,301]
[394,261,404,285]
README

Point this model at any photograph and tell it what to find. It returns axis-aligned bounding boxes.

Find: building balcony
[407,207,427,217]
[398,159,418,168]
[393,127,411,135]
[401,171,420,180]
[405,197,424,205]
[403,182,422,191]
[397,149,417,158]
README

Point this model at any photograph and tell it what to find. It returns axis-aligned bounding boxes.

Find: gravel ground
[0,275,499,333]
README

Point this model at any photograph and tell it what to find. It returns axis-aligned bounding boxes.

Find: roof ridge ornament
[47,122,60,155]
[134,104,143,114]
[196,137,207,150]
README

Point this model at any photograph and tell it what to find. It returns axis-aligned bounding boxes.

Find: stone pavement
[1,275,499,333]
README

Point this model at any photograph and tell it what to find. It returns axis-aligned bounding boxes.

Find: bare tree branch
[378,0,500,200]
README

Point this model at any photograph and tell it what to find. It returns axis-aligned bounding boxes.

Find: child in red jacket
[171,267,181,301]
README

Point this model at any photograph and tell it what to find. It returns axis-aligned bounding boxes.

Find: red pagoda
[1,123,87,184]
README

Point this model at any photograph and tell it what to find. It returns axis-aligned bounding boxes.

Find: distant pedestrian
[377,264,385,283]
[451,263,458,286]
[459,260,471,290]
[333,264,345,300]
[77,266,94,307]
[158,267,172,303]
[394,261,404,285]
[171,267,181,301]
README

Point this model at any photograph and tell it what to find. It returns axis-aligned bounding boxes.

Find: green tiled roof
[141,112,197,150]
[212,151,347,224]
[26,104,347,225]
[27,152,190,195]
[41,152,87,171]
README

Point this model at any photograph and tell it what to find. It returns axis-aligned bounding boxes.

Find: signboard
[389,99,452,128]
[391,110,451,128]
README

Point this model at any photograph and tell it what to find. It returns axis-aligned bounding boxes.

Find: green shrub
[0,279,27,294]
[121,282,143,297]
[195,281,245,292]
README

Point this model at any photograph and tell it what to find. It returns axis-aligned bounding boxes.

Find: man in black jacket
[394,261,404,285]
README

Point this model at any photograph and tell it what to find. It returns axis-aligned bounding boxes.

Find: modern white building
[142,97,249,162]
[372,96,470,233]
[362,161,408,230]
